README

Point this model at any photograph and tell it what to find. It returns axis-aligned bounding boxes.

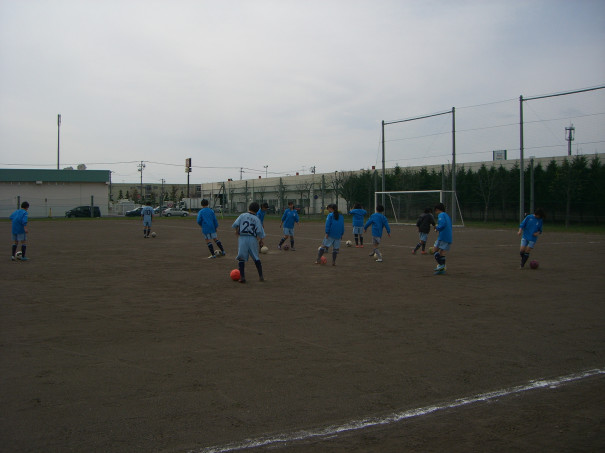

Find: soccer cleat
[360,245,364,248]
[259,276,264,282]
[421,251,427,255]
[290,247,296,251]
[277,244,281,250]
[208,255,216,259]
[434,264,445,271]
[434,268,446,275]
[411,250,416,255]
[239,279,246,284]
[20,256,29,261]
[376,258,383,262]
[369,252,375,257]
[220,251,226,256]
[11,256,15,261]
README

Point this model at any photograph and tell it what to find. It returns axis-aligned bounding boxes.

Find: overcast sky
[1,0,604,185]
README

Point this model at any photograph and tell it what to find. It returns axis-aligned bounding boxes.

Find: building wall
[1,181,110,218]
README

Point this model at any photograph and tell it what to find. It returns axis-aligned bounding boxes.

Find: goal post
[374,190,464,226]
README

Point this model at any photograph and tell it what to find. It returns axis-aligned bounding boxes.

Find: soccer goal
[375,190,465,226]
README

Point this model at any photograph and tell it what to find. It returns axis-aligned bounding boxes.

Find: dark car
[125,207,144,217]
[65,206,102,218]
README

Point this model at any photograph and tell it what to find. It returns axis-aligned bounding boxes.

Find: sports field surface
[2,217,604,452]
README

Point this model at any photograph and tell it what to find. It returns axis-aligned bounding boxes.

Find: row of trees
[337,155,605,225]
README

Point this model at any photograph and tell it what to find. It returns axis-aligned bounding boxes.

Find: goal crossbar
[375,190,464,226]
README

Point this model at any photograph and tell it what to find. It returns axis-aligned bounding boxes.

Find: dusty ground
[1,216,604,452]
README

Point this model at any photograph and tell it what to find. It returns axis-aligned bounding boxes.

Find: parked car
[65,206,101,218]
[154,205,168,214]
[125,207,144,217]
[163,207,189,217]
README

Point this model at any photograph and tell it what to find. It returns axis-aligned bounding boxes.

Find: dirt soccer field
[1,216,604,452]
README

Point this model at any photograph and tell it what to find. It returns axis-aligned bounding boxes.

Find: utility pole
[264,165,268,178]
[138,161,145,202]
[160,178,165,216]
[57,114,61,169]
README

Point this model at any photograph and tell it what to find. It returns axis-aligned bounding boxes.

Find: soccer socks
[207,243,215,255]
[360,236,364,246]
[215,240,224,252]
[254,260,263,280]
[238,260,246,282]
[414,243,421,253]
[290,239,294,249]
[332,249,338,264]
[520,252,530,267]
[421,243,426,251]
[12,244,17,257]
[278,237,285,247]
[354,234,359,246]
[21,245,26,257]
[317,247,325,260]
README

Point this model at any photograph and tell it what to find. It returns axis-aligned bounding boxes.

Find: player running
[197,199,226,258]
[278,201,300,251]
[364,205,391,262]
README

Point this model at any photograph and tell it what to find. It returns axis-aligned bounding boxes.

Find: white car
[163,208,189,217]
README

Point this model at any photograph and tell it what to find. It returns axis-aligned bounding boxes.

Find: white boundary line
[191,368,605,453]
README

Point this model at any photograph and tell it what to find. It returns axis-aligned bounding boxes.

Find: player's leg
[354,233,359,246]
[359,234,364,247]
[278,234,288,249]
[519,240,531,268]
[238,259,246,283]
[214,237,225,255]
[20,239,27,258]
[332,247,339,265]
[290,234,295,251]
[206,238,215,257]
[254,259,264,281]
[315,246,326,263]
[11,236,18,260]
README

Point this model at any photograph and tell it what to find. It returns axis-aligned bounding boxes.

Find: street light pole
[264,165,268,178]
[57,114,61,169]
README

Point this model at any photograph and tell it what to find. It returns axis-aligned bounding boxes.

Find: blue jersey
[281,208,299,229]
[10,208,28,235]
[348,208,367,227]
[197,207,219,235]
[325,212,345,239]
[141,206,154,222]
[436,211,453,243]
[256,209,267,225]
[232,212,266,239]
[519,214,543,243]
[364,212,390,238]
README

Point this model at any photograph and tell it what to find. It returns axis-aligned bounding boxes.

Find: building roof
[0,169,111,183]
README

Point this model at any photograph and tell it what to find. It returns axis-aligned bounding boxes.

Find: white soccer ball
[346,240,352,247]
[260,246,269,254]
[15,251,23,258]
[151,232,157,238]
[214,249,222,257]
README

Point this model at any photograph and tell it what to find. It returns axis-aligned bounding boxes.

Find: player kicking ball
[232,202,266,283]
[432,203,452,275]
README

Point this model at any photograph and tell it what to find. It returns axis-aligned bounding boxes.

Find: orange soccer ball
[320,256,327,264]
[230,269,241,281]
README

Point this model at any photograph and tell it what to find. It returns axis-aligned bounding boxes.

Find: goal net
[374,190,464,226]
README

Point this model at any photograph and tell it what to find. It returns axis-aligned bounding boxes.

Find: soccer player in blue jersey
[348,202,367,247]
[315,203,345,266]
[278,201,300,250]
[256,202,269,226]
[10,201,29,261]
[518,208,545,269]
[232,202,266,283]
[364,205,391,262]
[412,207,435,255]
[141,202,154,238]
[432,202,452,274]
[197,199,226,259]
